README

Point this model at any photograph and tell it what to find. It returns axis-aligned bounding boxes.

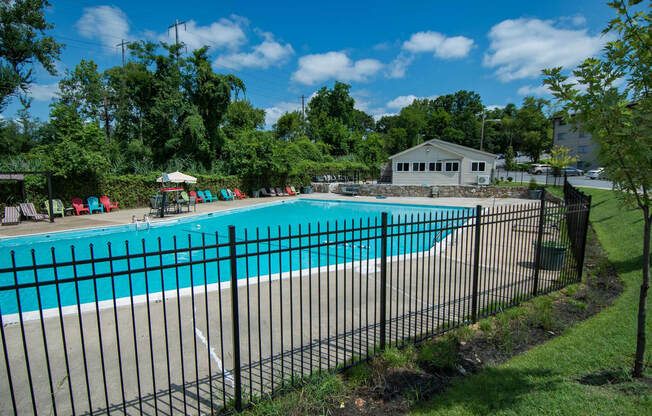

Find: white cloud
[28,83,58,102]
[386,94,438,110]
[214,32,293,69]
[76,6,130,51]
[291,51,383,85]
[402,31,474,59]
[517,84,551,96]
[387,53,414,78]
[484,18,609,82]
[264,101,301,126]
[158,17,247,51]
[486,104,505,111]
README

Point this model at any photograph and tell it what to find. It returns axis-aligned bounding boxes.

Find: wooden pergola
[0,171,55,223]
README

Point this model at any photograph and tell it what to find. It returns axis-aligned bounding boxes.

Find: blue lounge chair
[197,190,211,203]
[204,190,217,202]
[87,197,104,214]
[220,189,234,200]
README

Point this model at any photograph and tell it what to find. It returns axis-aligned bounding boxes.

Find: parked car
[529,164,551,175]
[562,167,584,176]
[586,167,605,180]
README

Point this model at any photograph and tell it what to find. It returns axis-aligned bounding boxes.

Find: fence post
[379,212,388,350]
[532,190,546,296]
[228,225,242,412]
[471,205,482,323]
[576,195,592,281]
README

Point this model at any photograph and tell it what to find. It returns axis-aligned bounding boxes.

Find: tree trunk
[634,207,651,377]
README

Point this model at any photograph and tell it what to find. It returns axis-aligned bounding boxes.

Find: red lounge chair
[285,186,295,196]
[72,198,90,215]
[234,188,247,199]
[190,190,204,203]
[100,196,119,212]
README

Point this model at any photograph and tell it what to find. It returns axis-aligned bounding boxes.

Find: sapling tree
[544,0,651,377]
[548,145,579,185]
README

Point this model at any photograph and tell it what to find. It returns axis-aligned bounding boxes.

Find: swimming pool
[0,199,470,315]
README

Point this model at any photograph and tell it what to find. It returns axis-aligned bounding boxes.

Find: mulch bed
[326,225,623,415]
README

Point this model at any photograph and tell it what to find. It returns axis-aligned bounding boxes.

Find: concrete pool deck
[0,193,532,238]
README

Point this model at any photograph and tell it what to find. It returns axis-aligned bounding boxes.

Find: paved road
[497,170,614,190]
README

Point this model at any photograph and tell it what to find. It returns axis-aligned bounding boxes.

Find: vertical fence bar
[228,225,243,412]
[379,212,388,351]
[577,195,592,281]
[533,190,547,296]
[471,205,482,323]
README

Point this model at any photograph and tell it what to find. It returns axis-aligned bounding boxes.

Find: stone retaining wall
[310,182,562,203]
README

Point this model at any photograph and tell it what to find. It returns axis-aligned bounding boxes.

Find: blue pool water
[0,199,469,315]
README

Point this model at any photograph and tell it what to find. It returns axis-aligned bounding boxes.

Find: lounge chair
[190,191,204,203]
[234,188,247,199]
[260,188,271,197]
[100,196,119,212]
[43,199,65,218]
[204,190,217,203]
[290,185,301,195]
[19,202,49,221]
[275,187,287,196]
[220,189,233,200]
[2,206,20,225]
[268,188,277,196]
[197,190,211,203]
[87,197,104,214]
[285,186,296,196]
[72,198,90,215]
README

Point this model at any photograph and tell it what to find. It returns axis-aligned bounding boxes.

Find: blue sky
[5,0,616,126]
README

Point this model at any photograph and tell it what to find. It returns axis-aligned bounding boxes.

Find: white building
[389,139,497,186]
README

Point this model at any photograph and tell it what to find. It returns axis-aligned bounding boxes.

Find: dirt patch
[328,225,623,415]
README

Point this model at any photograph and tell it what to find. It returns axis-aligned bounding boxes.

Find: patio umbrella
[156,171,197,184]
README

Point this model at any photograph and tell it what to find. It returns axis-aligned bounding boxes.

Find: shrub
[418,337,459,373]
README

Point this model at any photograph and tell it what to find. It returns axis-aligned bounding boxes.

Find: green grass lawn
[413,188,652,416]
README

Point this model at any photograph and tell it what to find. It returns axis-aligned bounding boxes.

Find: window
[429,162,443,172]
[396,162,410,171]
[578,145,588,154]
[557,132,567,141]
[412,162,426,171]
[445,161,459,172]
[471,162,486,172]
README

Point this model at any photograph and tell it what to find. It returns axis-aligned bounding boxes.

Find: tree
[274,110,305,141]
[0,0,63,111]
[543,0,652,378]
[548,145,578,184]
[504,145,516,171]
[223,100,265,138]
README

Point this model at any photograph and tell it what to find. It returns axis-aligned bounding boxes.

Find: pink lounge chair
[72,198,90,215]
[100,196,119,212]
[285,186,296,196]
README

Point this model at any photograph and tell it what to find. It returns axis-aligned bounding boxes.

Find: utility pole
[102,97,111,144]
[480,108,501,151]
[116,39,129,66]
[168,19,187,62]
[301,94,305,119]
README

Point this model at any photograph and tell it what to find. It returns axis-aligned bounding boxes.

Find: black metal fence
[0,184,591,415]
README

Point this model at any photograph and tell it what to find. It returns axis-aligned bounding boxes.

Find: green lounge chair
[290,186,301,195]
[44,199,65,218]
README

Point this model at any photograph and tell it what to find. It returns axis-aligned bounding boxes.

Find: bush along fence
[0,179,591,415]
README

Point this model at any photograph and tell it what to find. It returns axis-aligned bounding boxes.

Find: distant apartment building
[552,117,600,169]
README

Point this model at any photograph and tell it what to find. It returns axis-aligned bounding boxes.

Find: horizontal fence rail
[0,183,591,415]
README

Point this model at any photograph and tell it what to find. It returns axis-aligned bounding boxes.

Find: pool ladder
[133,214,151,231]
